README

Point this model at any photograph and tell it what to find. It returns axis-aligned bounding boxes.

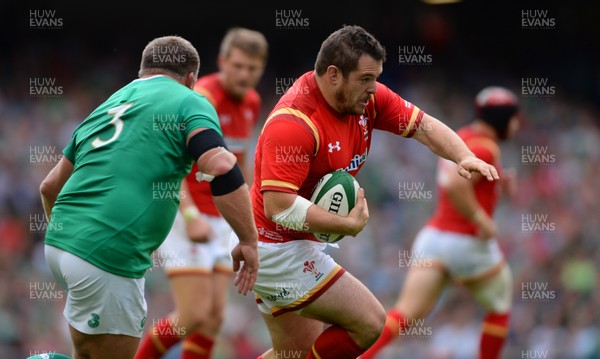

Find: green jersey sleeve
[180,93,222,139]
[62,133,76,163]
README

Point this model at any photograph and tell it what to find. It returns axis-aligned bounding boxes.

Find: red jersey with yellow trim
[252,71,424,243]
[427,125,501,235]
[187,73,261,216]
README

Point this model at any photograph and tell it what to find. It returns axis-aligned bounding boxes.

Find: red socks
[135,317,182,359]
[359,308,405,359]
[182,333,215,359]
[359,309,509,359]
[305,325,365,359]
[134,317,215,359]
[479,312,509,359]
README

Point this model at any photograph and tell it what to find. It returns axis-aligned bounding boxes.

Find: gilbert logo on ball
[309,171,360,243]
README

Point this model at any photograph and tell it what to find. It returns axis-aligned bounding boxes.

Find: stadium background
[1,1,599,358]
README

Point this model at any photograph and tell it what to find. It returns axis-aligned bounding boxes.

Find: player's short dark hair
[138,36,200,79]
[220,27,269,63]
[315,25,386,77]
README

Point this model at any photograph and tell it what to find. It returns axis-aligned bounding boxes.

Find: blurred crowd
[1,52,599,359]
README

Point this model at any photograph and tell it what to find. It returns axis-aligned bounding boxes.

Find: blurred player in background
[135,27,268,359]
[361,86,520,359]
[243,25,500,359]
[39,35,258,359]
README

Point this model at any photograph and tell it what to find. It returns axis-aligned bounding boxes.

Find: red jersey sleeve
[372,82,424,138]
[260,117,316,194]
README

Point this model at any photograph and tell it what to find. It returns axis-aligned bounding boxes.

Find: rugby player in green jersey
[39,35,258,359]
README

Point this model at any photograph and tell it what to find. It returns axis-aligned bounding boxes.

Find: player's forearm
[213,184,258,246]
[304,204,356,236]
[264,191,355,236]
[415,115,476,164]
[40,194,56,220]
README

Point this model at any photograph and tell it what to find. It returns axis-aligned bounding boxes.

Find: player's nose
[366,84,376,95]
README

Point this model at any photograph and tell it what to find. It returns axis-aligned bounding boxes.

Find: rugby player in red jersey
[361,86,520,359]
[242,25,499,359]
[135,27,267,359]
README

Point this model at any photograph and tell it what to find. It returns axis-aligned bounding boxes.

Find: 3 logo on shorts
[87,313,100,328]
[141,317,147,330]
[302,260,323,281]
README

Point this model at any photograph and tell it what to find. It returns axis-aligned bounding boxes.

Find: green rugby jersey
[45,75,221,278]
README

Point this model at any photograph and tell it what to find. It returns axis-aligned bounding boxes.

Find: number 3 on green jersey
[91,103,134,149]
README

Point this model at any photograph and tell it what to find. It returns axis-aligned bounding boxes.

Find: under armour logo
[328,141,341,153]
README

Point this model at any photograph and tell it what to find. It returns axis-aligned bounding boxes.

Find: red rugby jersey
[187,73,261,216]
[252,71,424,243]
[427,125,502,235]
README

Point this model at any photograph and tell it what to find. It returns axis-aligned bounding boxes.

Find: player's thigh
[211,271,233,316]
[464,264,512,313]
[207,215,235,275]
[261,311,324,355]
[45,245,147,339]
[396,265,448,320]
[69,325,139,359]
[301,271,385,336]
[169,273,213,321]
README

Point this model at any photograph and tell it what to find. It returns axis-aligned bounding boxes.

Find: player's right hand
[346,188,369,237]
[231,242,258,296]
[185,217,213,243]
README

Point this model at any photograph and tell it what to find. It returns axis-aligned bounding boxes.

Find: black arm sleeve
[188,129,246,196]
[187,129,227,161]
[210,164,246,196]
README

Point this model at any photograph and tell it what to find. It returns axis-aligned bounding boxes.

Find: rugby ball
[309,171,360,243]
[27,354,72,359]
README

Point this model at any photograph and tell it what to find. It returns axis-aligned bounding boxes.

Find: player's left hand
[231,242,259,296]
[457,156,500,181]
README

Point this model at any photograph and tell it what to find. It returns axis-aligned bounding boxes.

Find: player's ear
[217,54,226,70]
[326,65,340,85]
[185,72,196,90]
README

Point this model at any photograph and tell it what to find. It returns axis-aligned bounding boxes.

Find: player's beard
[334,84,364,115]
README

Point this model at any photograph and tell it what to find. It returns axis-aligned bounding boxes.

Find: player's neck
[315,74,343,113]
[471,120,498,140]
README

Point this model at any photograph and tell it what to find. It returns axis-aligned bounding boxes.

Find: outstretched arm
[412,114,499,181]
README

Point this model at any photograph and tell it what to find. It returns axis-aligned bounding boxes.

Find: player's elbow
[263,191,296,220]
[39,177,59,200]
[210,157,236,177]
[197,147,237,177]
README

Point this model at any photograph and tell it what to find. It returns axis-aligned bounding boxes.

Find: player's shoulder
[195,72,220,89]
[186,89,216,110]
[245,88,261,106]
[276,72,320,114]
[194,73,221,106]
[374,81,410,104]
[461,126,500,157]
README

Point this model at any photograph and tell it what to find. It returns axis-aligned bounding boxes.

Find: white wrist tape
[195,171,215,183]
[271,196,313,231]
[182,205,201,222]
